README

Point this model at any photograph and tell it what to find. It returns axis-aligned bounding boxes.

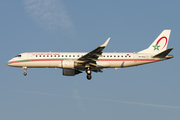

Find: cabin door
[133,53,138,62]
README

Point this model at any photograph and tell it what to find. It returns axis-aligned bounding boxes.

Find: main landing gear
[23,67,27,76]
[86,68,92,80]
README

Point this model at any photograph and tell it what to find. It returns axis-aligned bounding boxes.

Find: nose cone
[6,60,11,66]
[6,59,14,66]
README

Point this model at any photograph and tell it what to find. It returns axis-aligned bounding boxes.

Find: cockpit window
[15,55,21,57]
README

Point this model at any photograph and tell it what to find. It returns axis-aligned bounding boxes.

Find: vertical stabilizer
[138,30,171,54]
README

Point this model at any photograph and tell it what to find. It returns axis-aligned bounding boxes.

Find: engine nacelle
[63,69,82,76]
[61,60,77,69]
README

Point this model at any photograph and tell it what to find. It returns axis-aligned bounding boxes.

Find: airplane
[7,30,173,80]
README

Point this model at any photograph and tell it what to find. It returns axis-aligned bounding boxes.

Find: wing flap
[89,63,97,67]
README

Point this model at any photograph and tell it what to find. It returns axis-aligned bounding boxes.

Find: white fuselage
[7,52,167,70]
[6,30,173,79]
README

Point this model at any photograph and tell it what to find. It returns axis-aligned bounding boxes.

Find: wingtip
[100,37,110,47]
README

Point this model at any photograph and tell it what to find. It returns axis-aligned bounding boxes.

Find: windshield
[15,55,21,57]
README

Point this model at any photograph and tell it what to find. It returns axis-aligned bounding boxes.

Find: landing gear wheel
[23,72,27,76]
[86,68,91,75]
[87,74,92,80]
[22,67,27,76]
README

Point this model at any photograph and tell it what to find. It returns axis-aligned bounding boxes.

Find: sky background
[0,0,180,120]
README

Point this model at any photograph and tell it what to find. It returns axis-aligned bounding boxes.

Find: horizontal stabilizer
[152,48,173,58]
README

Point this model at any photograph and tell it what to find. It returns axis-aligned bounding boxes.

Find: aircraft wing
[76,38,110,66]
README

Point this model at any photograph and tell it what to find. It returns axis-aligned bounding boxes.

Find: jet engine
[61,60,78,69]
[63,69,82,76]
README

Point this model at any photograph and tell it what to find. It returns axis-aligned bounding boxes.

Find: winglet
[100,37,110,47]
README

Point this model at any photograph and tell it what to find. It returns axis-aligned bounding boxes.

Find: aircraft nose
[6,60,11,66]
[6,59,13,66]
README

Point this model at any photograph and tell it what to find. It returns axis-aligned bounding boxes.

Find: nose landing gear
[23,72,27,76]
[23,67,27,76]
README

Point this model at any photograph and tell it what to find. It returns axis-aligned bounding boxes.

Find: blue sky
[0,0,180,120]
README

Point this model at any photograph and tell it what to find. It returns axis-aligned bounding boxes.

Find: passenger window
[47,55,49,57]
[114,55,116,57]
[69,55,71,57]
[62,55,64,57]
[54,55,56,57]
[40,55,41,57]
[43,55,45,57]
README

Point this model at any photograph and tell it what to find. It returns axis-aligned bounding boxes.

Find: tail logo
[153,36,167,51]
[153,44,160,50]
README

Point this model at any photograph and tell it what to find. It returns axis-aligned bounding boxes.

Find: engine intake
[61,60,77,69]
[63,69,82,76]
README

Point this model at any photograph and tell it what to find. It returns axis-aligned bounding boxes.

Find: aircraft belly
[26,61,60,68]
[25,61,49,67]
[106,60,157,68]
[96,61,110,68]
[49,61,61,67]
[123,61,137,67]
[123,60,156,67]
[108,61,124,68]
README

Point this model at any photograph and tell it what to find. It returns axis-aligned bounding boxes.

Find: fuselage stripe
[7,58,167,65]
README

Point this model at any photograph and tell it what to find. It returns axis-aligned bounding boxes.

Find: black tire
[87,74,92,80]
[23,72,27,76]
